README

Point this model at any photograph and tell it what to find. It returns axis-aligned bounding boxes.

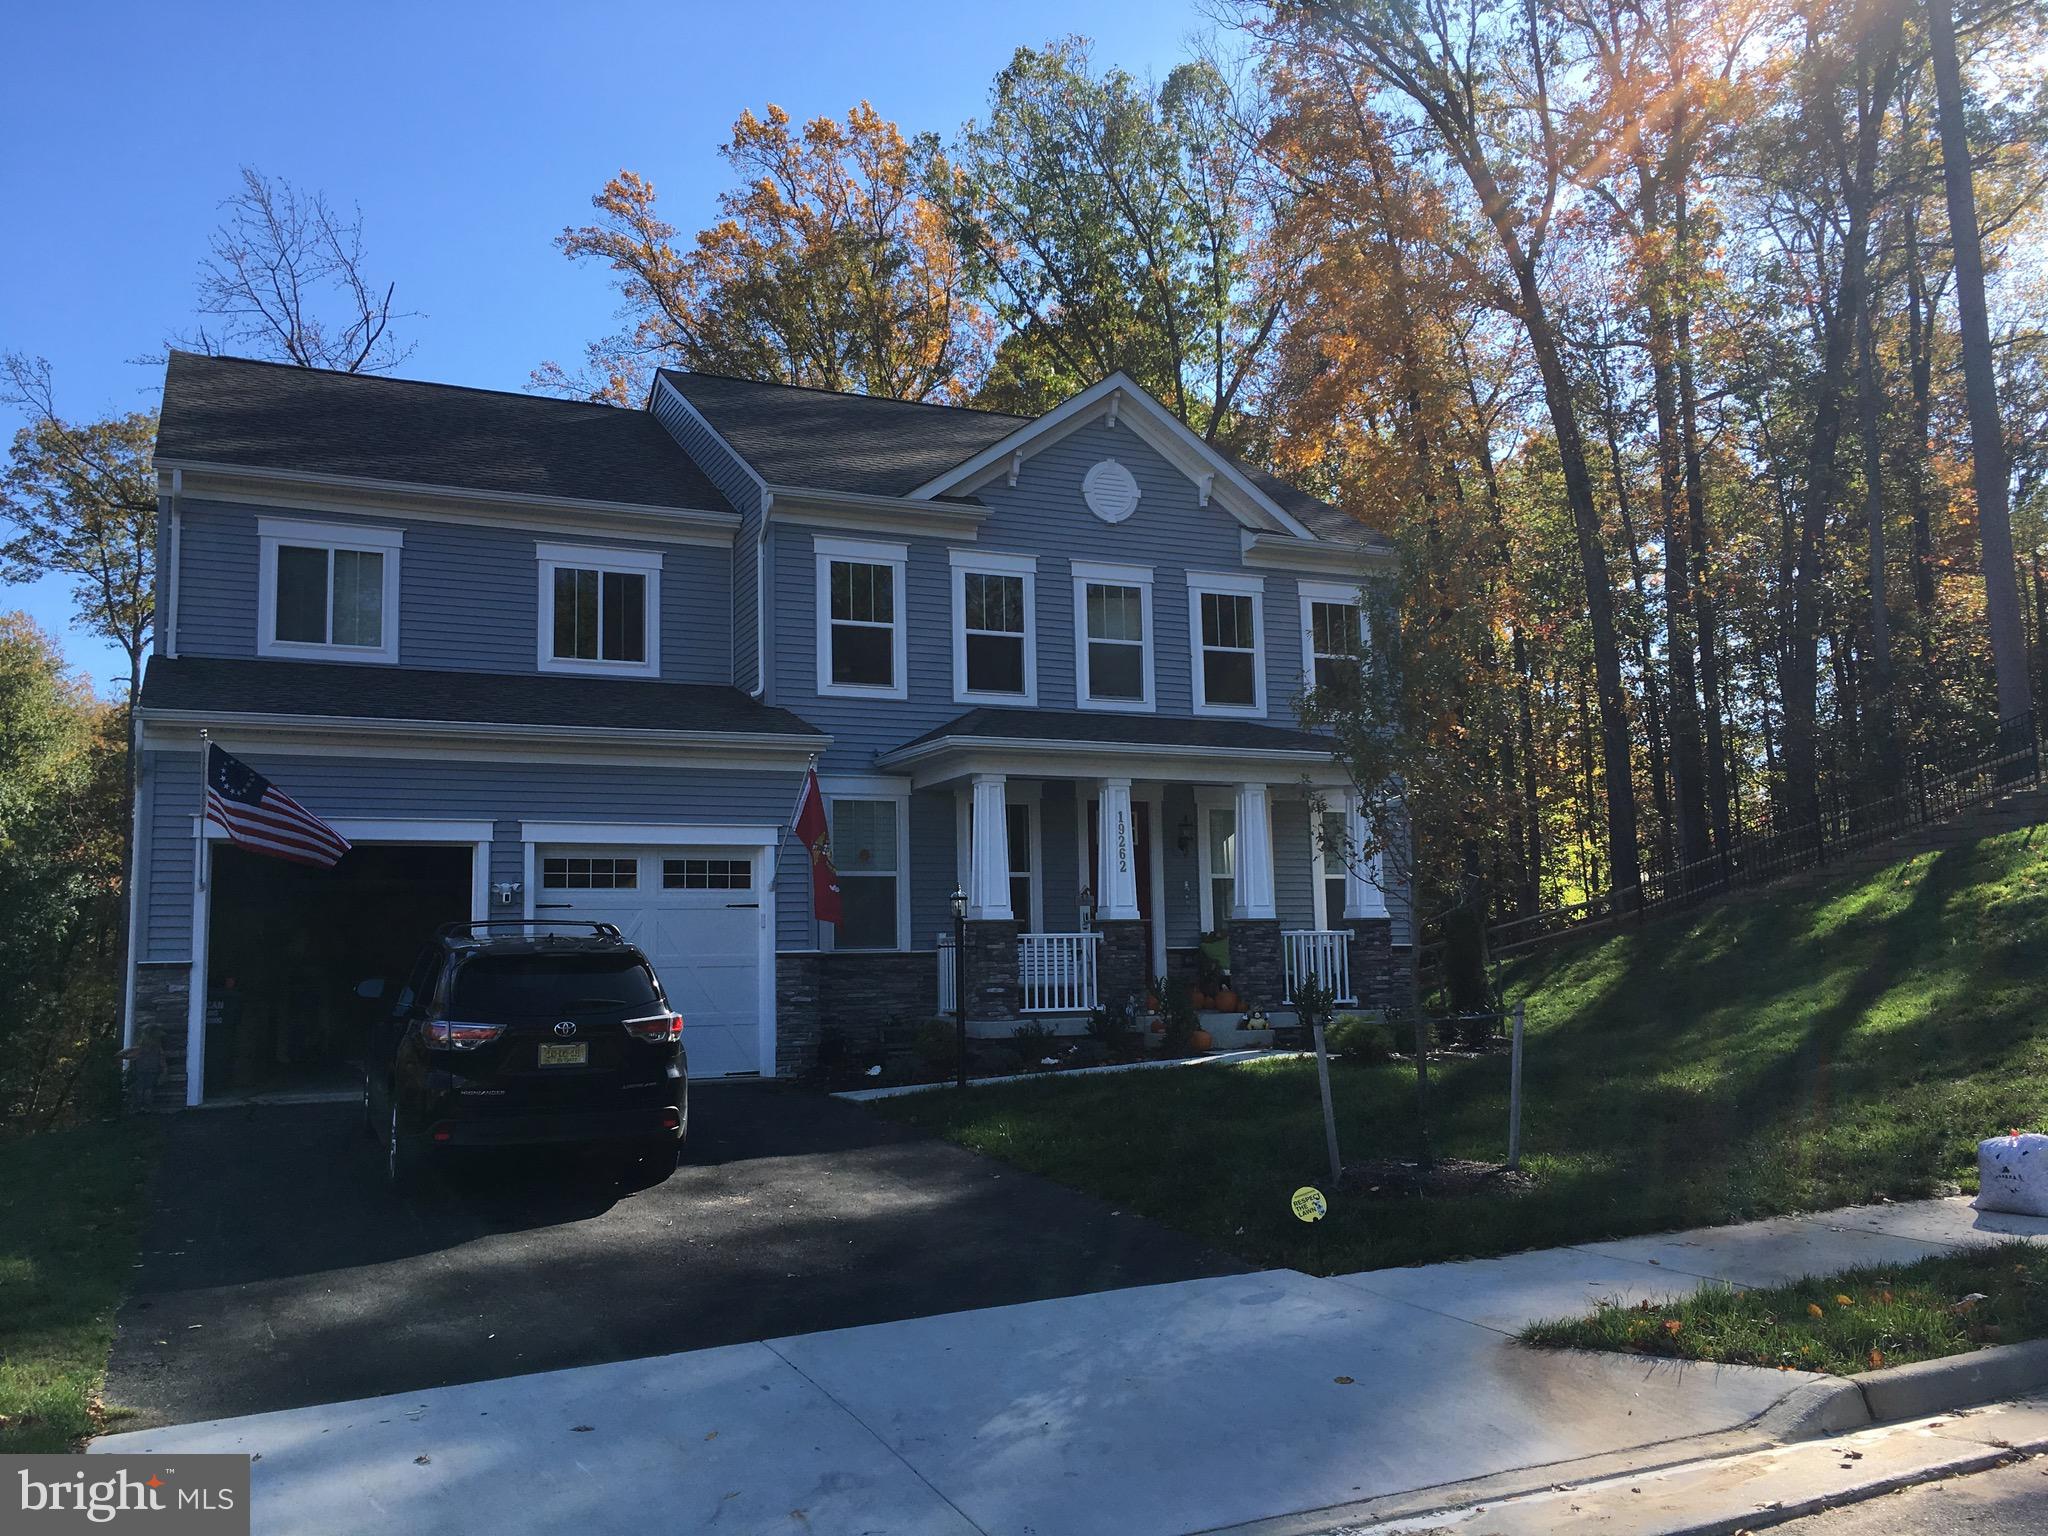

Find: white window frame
[535,542,663,678]
[1311,803,1349,930]
[949,548,1038,706]
[820,776,912,952]
[1186,570,1267,717]
[1299,579,1366,694]
[256,516,402,664]
[816,536,909,701]
[1071,558,1155,713]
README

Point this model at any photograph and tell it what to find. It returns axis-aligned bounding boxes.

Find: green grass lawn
[0,1119,160,1451]
[876,826,2048,1275]
[1521,1242,2048,1375]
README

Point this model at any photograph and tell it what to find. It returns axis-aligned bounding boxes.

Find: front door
[1086,800,1153,964]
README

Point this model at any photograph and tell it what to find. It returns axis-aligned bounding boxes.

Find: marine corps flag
[791,768,842,925]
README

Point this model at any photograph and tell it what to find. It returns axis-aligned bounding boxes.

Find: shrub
[1326,1011,1395,1063]
[914,1017,961,1076]
[1440,905,1494,1014]
[1085,997,1138,1058]
[1154,974,1200,1055]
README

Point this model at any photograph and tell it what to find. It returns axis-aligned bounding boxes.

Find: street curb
[1853,1336,2048,1424]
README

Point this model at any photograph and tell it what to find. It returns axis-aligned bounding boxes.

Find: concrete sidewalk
[94,1198,2048,1536]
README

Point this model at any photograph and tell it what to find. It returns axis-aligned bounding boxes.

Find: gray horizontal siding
[653,384,765,693]
[174,499,732,684]
[138,747,809,961]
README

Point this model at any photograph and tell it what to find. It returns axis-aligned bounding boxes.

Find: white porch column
[966,773,1014,921]
[1231,781,1276,920]
[1344,789,1389,919]
[1094,777,1141,920]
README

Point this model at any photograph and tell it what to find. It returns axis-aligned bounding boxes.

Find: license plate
[537,1042,588,1067]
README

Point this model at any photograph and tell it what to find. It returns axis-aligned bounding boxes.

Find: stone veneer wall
[774,949,938,1077]
[1227,918,1284,1012]
[1342,917,1402,1011]
[962,919,1020,1023]
[129,962,192,1111]
[1092,919,1150,1015]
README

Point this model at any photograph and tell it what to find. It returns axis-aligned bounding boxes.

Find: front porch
[915,767,1398,1034]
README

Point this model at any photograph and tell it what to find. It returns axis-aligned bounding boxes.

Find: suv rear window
[450,953,661,1017]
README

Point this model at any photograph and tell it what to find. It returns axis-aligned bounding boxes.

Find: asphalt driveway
[105,1082,1242,1429]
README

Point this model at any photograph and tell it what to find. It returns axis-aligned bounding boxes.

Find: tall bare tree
[176,167,417,373]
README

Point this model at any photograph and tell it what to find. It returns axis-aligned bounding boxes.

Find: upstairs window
[1187,571,1266,715]
[816,537,907,699]
[1073,560,1154,710]
[258,517,402,664]
[1301,582,1365,695]
[951,551,1037,704]
[537,543,661,677]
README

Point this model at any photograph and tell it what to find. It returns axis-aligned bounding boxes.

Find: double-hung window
[828,794,903,949]
[950,550,1036,704]
[1300,580,1365,695]
[816,537,907,699]
[536,543,661,677]
[1186,571,1266,715]
[1072,560,1154,711]
[257,517,402,664]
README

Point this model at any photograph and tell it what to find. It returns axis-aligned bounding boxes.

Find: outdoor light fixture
[1176,815,1194,853]
[949,886,967,921]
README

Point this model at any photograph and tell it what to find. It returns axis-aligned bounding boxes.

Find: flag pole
[196,727,210,893]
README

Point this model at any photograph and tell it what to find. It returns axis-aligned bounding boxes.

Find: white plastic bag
[1975,1132,2048,1217]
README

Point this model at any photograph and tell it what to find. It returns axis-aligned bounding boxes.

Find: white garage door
[535,845,766,1078]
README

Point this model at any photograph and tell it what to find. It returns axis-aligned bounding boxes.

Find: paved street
[1768,1455,2048,1535]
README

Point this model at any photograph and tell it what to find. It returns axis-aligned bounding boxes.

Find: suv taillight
[423,1019,504,1050]
[624,1012,682,1042]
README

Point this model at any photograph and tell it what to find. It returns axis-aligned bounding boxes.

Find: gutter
[137,705,829,755]
[875,732,1338,771]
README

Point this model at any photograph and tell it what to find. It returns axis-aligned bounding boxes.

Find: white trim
[815,536,909,701]
[1194,789,1233,934]
[954,780,1045,932]
[950,551,1039,706]
[1298,579,1366,694]
[256,517,403,665]
[1073,785,1168,976]
[1186,570,1268,718]
[519,821,777,848]
[1310,800,1341,931]
[819,778,912,953]
[535,542,664,678]
[905,373,1318,541]
[1240,529,1392,575]
[1072,561,1156,713]
[159,456,740,543]
[768,499,984,540]
[139,711,825,760]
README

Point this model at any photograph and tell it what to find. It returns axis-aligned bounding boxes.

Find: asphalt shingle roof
[660,369,1385,549]
[882,706,1337,761]
[140,655,824,740]
[157,352,735,514]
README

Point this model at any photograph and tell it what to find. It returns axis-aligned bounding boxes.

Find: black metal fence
[1427,710,2041,978]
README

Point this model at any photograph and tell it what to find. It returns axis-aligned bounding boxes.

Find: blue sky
[0,0,1210,691]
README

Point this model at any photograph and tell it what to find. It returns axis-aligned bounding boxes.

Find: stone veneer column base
[1092,920,1150,1016]
[1342,917,1399,1011]
[130,961,193,1111]
[1228,918,1284,1011]
[774,950,938,1077]
[962,919,1020,1023]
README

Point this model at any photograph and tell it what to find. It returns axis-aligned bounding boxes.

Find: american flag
[204,742,352,868]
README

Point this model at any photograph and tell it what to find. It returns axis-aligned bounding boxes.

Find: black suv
[362,921,687,1190]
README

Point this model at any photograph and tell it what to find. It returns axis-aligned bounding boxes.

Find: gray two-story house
[126,352,1407,1106]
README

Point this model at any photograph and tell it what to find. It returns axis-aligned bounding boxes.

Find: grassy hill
[879,825,2048,1274]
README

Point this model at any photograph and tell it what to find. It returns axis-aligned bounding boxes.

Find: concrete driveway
[106,1082,1241,1428]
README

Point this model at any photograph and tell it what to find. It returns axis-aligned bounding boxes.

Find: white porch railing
[937,930,1101,1015]
[1283,929,1355,1004]
[1019,932,1099,1014]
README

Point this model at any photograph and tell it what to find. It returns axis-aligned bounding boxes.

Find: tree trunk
[1650,300,1710,872]
[1782,3,1907,827]
[1928,0,2032,722]
[1517,273,1639,901]
[1857,276,1902,787]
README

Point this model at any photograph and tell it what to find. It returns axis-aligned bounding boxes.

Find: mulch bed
[1341,1157,1537,1200]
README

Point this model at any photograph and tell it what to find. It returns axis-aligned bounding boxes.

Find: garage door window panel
[543,856,639,890]
[663,858,752,891]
